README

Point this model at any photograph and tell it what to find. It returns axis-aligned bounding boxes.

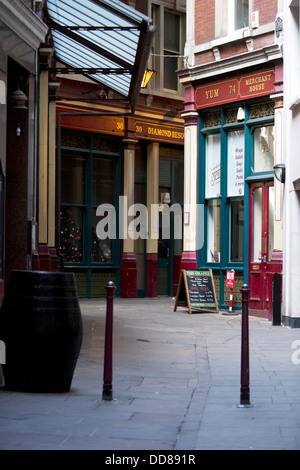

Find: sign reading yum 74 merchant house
[195,69,275,109]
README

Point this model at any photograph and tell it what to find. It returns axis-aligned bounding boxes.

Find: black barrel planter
[0,270,83,393]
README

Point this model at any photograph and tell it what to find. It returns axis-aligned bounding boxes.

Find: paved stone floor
[0,297,300,450]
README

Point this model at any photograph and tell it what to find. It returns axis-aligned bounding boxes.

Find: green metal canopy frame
[44,0,155,111]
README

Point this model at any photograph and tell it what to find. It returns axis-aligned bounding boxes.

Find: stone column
[146,142,159,297]
[37,69,50,270]
[120,138,137,297]
[180,86,199,270]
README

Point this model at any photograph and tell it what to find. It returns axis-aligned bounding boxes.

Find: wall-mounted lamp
[141,68,156,88]
[10,87,28,109]
[273,163,285,184]
[96,88,107,100]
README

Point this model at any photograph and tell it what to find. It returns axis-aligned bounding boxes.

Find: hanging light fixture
[10,86,28,109]
[237,107,245,121]
[96,88,107,100]
[141,68,155,88]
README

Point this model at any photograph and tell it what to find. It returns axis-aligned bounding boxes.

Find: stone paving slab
[0,297,300,451]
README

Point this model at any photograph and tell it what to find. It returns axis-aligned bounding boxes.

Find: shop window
[207,199,221,263]
[253,126,275,173]
[92,158,114,263]
[61,154,86,205]
[206,133,221,198]
[227,129,244,197]
[230,198,244,262]
[61,154,86,263]
[60,133,120,267]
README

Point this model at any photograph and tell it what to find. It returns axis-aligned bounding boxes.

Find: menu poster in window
[227,130,244,197]
[174,270,218,314]
[206,134,221,198]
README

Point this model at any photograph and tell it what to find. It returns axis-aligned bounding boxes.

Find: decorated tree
[60,209,83,262]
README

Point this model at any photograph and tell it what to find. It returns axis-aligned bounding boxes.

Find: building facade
[0,0,48,302]
[34,0,186,299]
[282,1,300,327]
[178,1,284,318]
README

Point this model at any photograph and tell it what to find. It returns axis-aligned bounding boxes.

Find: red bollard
[102,281,116,401]
[239,284,253,407]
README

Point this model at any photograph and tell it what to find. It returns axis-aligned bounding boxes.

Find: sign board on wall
[134,121,184,145]
[195,69,275,109]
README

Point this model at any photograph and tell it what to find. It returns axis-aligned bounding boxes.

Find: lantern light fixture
[10,86,28,109]
[141,68,155,88]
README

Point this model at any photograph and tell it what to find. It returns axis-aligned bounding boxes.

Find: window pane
[92,157,115,263]
[268,186,275,261]
[164,54,178,90]
[61,154,86,204]
[60,207,83,262]
[253,126,275,172]
[173,161,184,204]
[207,199,221,262]
[235,0,249,29]
[206,134,221,198]
[252,187,262,262]
[230,198,244,262]
[164,12,179,52]
[164,12,180,90]
[91,209,113,263]
[92,158,114,206]
[227,130,244,197]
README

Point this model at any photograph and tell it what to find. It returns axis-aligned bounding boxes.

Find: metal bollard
[238,284,253,407]
[102,281,116,401]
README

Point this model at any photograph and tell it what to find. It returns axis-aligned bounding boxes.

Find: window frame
[150,3,185,95]
[215,0,250,39]
[60,131,121,269]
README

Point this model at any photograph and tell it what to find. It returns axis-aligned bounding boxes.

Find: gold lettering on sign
[245,74,271,93]
[205,89,219,100]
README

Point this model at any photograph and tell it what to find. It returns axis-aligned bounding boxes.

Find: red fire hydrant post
[102,281,116,401]
[239,284,253,407]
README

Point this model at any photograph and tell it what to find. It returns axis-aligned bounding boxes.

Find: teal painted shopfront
[197,97,282,315]
[59,130,122,297]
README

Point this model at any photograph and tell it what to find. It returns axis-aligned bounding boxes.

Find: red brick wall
[194,1,277,66]
[195,0,215,45]
[254,1,277,25]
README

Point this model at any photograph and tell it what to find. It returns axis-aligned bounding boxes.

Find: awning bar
[49,25,140,32]
[48,67,133,74]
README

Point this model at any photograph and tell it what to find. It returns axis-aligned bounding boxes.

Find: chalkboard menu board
[174,270,218,314]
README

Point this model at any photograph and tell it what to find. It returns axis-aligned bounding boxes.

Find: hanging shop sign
[58,110,125,136]
[135,121,184,144]
[195,69,275,109]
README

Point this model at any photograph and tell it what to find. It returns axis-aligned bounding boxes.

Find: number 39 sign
[226,270,235,288]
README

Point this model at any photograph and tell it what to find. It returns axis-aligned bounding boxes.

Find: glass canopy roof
[44,0,155,110]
